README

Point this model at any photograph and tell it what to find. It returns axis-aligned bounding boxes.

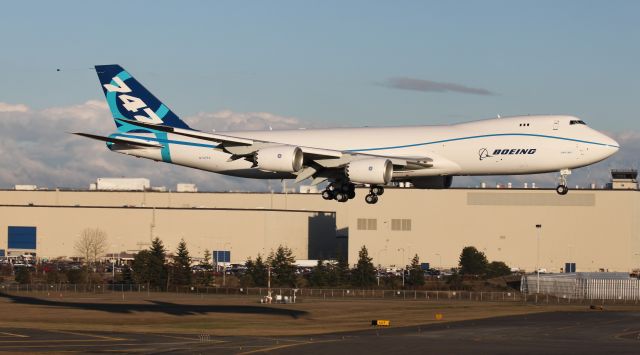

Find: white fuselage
[111,115,619,180]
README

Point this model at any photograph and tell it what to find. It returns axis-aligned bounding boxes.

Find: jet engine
[255,146,304,173]
[409,176,453,189]
[345,158,393,184]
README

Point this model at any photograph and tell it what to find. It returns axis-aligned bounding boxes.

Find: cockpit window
[570,120,586,125]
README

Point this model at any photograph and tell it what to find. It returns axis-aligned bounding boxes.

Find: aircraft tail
[95,65,192,132]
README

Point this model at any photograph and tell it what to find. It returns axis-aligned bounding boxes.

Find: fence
[521,274,640,300]
[4,283,640,304]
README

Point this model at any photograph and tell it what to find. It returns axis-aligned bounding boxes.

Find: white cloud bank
[0,101,302,191]
[0,100,637,191]
[0,103,29,113]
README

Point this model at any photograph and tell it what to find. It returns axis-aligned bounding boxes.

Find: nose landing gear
[556,169,571,195]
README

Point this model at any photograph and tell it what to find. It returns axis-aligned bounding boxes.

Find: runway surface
[0,311,639,354]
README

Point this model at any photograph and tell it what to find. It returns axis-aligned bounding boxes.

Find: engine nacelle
[410,176,453,189]
[255,146,304,173]
[345,158,393,184]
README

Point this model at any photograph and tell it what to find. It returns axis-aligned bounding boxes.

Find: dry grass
[0,291,636,336]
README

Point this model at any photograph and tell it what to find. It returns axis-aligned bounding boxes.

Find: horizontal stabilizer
[72,132,162,148]
[117,118,253,145]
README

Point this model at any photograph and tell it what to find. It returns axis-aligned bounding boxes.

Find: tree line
[11,229,512,290]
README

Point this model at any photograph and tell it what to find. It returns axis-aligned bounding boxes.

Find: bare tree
[75,228,108,266]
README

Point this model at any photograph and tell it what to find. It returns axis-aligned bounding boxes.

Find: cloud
[186,110,301,132]
[379,77,495,95]
[0,102,29,112]
[0,101,303,192]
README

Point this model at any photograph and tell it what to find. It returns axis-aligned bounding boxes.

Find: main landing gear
[321,183,385,204]
[322,182,356,203]
[556,168,571,195]
[365,186,384,205]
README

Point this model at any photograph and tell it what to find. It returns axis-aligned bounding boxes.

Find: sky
[0,1,638,191]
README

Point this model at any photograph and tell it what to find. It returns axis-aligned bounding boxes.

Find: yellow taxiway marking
[0,332,28,338]
[237,339,340,355]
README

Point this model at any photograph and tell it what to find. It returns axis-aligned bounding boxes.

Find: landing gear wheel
[557,169,571,196]
[347,190,356,199]
[335,192,349,202]
[322,190,334,200]
[556,185,569,195]
[371,186,385,196]
[365,193,379,204]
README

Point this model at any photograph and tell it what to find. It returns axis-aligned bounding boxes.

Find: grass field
[0,291,637,336]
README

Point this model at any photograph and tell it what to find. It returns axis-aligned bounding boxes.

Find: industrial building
[0,181,637,272]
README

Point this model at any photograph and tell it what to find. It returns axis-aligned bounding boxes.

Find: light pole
[535,224,542,293]
[377,248,387,287]
[398,248,405,287]
[435,253,442,270]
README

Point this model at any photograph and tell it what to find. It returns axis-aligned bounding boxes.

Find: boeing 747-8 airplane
[75,65,619,204]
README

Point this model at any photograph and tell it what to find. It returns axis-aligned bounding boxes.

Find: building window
[357,218,377,231]
[402,219,412,231]
[391,219,412,231]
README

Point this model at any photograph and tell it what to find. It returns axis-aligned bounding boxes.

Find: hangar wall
[347,189,639,273]
[0,190,350,238]
[0,188,637,272]
[0,204,338,262]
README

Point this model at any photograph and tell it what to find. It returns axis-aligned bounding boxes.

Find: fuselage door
[553,119,559,130]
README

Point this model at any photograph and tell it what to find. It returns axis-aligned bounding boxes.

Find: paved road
[0,311,638,354]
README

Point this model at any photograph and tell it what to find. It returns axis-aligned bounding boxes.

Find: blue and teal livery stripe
[345,133,619,152]
[155,104,169,119]
[155,132,172,162]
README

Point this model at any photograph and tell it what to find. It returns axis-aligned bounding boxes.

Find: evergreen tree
[310,260,328,287]
[202,249,213,269]
[268,245,296,287]
[172,239,192,286]
[131,238,168,289]
[458,246,489,276]
[486,261,512,278]
[245,254,268,287]
[149,237,168,289]
[132,250,152,284]
[408,254,425,286]
[352,245,376,287]
[197,249,214,286]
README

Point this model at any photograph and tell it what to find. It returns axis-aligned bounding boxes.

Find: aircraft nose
[599,133,619,155]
